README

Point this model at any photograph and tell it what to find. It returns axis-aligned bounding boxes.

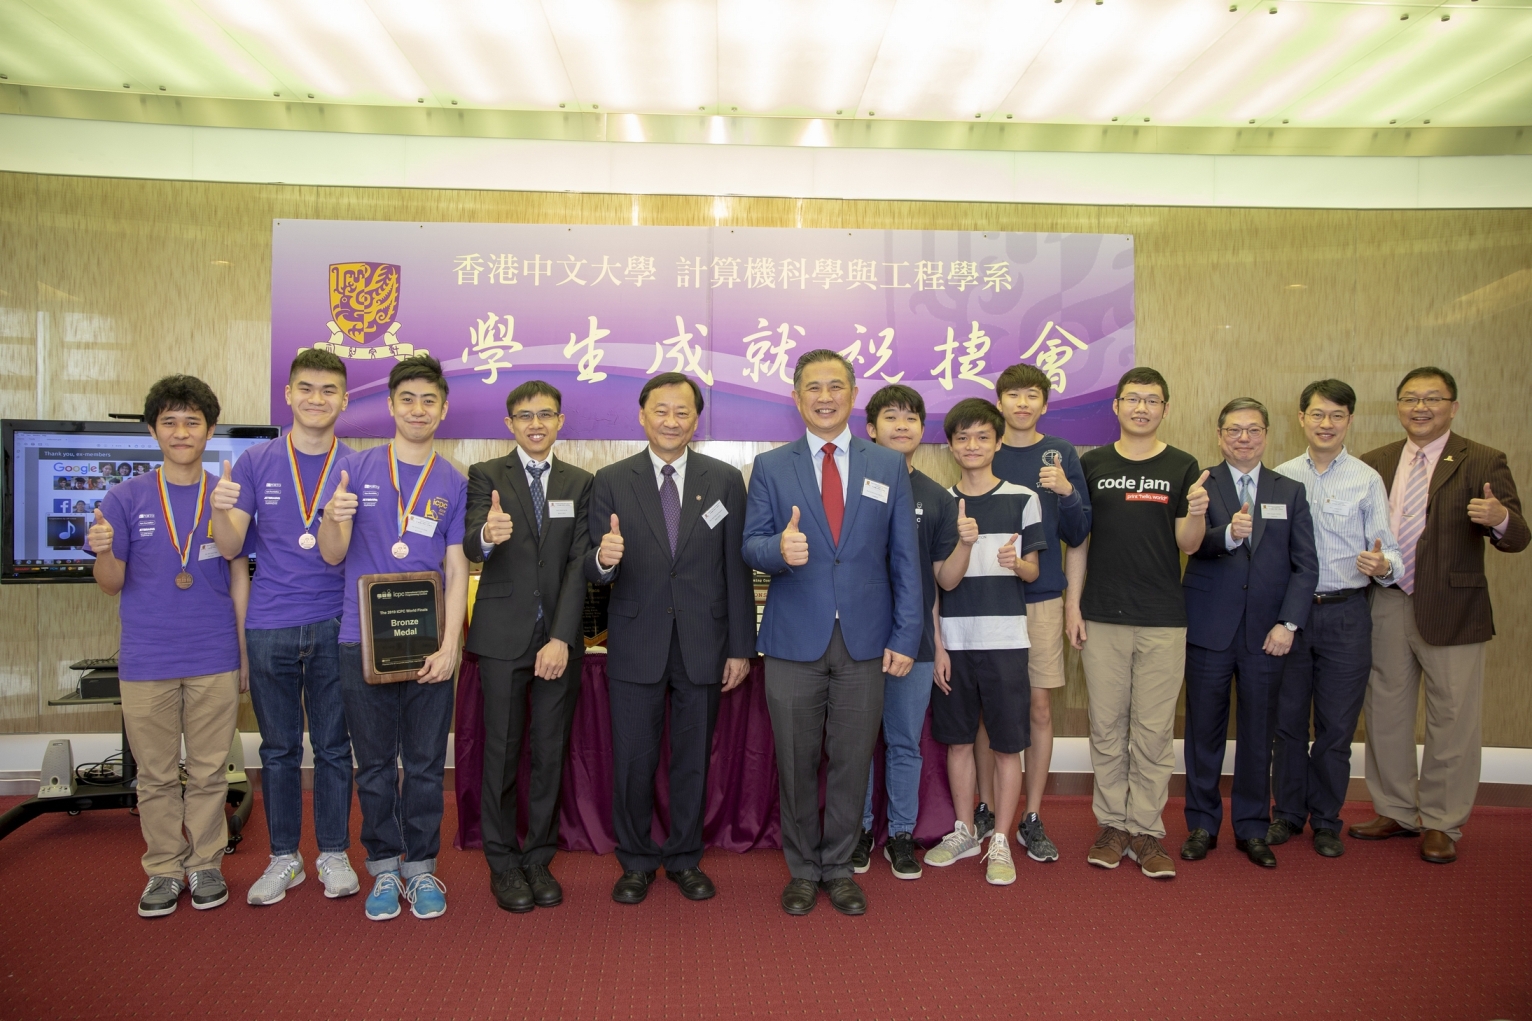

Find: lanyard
[285,435,338,531]
[156,468,209,570]
[387,442,437,538]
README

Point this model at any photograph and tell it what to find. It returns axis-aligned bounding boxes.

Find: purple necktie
[660,464,680,558]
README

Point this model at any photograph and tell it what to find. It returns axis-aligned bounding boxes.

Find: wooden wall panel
[0,171,1527,748]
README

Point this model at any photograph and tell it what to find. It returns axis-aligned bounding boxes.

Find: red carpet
[0,793,1526,1021]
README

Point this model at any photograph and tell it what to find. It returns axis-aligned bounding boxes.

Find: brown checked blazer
[1361,433,1528,647]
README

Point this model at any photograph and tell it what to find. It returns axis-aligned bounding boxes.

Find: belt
[1313,589,1364,605]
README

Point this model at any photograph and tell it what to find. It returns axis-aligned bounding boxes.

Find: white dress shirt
[648,446,688,491]
[809,424,852,501]
[1223,462,1261,551]
[481,445,551,550]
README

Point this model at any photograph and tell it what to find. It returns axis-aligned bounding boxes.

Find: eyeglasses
[511,410,559,424]
[1117,395,1164,409]
[1397,396,1451,410]
[1303,411,1350,425]
[1220,426,1267,439]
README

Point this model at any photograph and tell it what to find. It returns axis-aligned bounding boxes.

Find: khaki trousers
[119,671,239,878]
[1081,622,1186,838]
[1365,586,1484,840]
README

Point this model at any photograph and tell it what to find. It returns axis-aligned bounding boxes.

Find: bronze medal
[391,540,410,559]
[175,571,194,590]
[299,532,317,550]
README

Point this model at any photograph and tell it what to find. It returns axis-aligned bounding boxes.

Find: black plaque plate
[358,571,444,684]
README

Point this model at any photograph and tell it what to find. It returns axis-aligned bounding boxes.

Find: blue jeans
[245,618,351,857]
[338,643,455,879]
[863,660,935,836]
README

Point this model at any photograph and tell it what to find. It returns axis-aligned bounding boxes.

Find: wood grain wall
[1,172,1528,745]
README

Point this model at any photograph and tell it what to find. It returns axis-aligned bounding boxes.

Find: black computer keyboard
[69,657,119,671]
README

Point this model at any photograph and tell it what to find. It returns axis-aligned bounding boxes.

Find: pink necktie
[1395,451,1429,595]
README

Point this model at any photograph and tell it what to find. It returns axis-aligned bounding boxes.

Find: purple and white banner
[271,221,1134,443]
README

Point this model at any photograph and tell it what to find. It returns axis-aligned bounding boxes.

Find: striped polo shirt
[939,480,1048,651]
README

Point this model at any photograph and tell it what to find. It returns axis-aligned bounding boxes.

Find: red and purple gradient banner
[270,221,1134,443]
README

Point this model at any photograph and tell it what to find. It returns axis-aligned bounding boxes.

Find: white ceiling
[1,0,1529,128]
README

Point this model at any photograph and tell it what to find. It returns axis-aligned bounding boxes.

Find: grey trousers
[764,622,885,882]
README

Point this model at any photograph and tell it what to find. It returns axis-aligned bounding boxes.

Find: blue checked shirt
[1276,447,1403,594]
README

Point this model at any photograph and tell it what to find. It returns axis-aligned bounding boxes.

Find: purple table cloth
[453,652,957,854]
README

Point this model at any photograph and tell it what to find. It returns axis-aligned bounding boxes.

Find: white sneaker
[983,833,1017,886]
[923,820,982,867]
[316,852,361,899]
[247,855,305,906]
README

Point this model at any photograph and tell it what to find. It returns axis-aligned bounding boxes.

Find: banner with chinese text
[270,221,1134,442]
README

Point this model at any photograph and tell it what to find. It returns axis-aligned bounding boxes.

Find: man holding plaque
[211,348,361,906]
[89,375,250,918]
[464,380,593,914]
[318,355,468,922]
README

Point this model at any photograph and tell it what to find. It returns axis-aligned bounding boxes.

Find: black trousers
[608,625,721,873]
[478,624,582,872]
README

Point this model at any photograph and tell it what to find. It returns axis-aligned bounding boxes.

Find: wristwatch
[1279,621,1298,632]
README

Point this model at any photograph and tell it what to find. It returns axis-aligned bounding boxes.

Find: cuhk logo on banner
[316,262,425,361]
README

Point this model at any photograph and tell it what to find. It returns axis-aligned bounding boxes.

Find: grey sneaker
[851,828,874,874]
[137,875,184,918]
[1017,812,1060,863]
[316,852,361,899]
[187,868,228,910]
[247,855,305,906]
[973,803,996,841]
[924,820,982,867]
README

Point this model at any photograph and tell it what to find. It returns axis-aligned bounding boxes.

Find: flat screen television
[2,419,280,583]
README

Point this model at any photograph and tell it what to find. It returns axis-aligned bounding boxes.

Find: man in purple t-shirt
[317,355,469,922]
[211,349,360,906]
[88,375,249,918]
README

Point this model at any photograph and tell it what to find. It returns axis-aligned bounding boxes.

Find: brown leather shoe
[1347,816,1419,841]
[1421,829,1457,864]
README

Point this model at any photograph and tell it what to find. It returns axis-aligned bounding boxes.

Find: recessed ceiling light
[1249,118,1256,124]
[974,113,982,118]
[1111,116,1118,121]
[591,104,599,109]
[1005,114,1013,119]
[1268,5,1276,12]
[731,106,737,112]
[1389,118,1397,124]
[450,99,456,105]
[1143,116,1150,122]
[416,97,424,103]
[0,74,7,79]
[1400,12,1409,19]
[698,106,706,111]
[122,83,130,88]
[1441,13,1450,19]
[868,111,876,116]
[1424,118,1431,124]
[559,102,566,108]
[308,93,315,99]
[273,91,280,97]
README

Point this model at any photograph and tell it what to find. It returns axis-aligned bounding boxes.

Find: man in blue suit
[743,350,923,917]
[1180,398,1318,868]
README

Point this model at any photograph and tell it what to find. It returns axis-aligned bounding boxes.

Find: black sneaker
[883,831,923,880]
[974,803,995,841]
[851,828,874,874]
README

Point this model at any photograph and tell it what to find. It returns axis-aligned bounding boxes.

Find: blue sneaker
[364,872,403,921]
[406,873,447,919]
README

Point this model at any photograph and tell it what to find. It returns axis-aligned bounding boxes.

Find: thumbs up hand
[1468,481,1510,529]
[1230,501,1254,542]
[781,505,809,567]
[1186,469,1212,517]
[598,513,624,569]
[483,489,514,545]
[956,498,979,546]
[997,532,1021,572]
[325,469,357,523]
[1356,537,1389,577]
[87,508,113,558]
[211,459,240,512]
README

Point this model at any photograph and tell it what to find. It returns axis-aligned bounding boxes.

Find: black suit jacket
[1182,463,1318,654]
[463,451,593,661]
[584,449,756,686]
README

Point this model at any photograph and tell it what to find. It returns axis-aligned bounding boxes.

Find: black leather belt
[1313,589,1363,604]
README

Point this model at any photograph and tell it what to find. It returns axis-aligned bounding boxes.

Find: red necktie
[821,442,843,546]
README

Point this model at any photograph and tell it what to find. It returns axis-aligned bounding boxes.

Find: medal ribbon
[286,435,338,531]
[156,467,209,572]
[387,442,437,539]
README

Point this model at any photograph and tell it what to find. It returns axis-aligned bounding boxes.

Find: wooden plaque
[358,571,444,684]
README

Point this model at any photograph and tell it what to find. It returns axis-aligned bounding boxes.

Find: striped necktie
[1395,450,1429,595]
[1238,473,1254,548]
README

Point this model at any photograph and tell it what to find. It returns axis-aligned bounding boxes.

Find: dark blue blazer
[1182,462,1318,654]
[742,434,922,662]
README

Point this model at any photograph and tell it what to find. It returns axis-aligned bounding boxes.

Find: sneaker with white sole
[405,873,448,919]
[316,852,360,899]
[247,855,305,906]
[983,833,1016,886]
[187,869,228,910]
[1017,812,1060,863]
[924,820,981,867]
[973,803,995,841]
[851,829,874,875]
[137,875,183,918]
[365,872,403,921]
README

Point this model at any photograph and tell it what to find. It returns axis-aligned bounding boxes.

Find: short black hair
[1300,378,1356,415]
[388,354,448,398]
[1115,367,1170,402]
[507,379,562,415]
[639,372,704,413]
[996,363,1051,399]
[792,349,854,388]
[288,348,347,383]
[1217,397,1269,429]
[943,397,1005,442]
[143,374,221,427]
[865,384,926,427]
[1396,365,1458,402]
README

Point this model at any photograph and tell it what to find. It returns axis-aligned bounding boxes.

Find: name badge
[548,500,575,519]
[406,514,438,537]
[1260,503,1288,520]
[198,541,222,561]
[703,499,728,529]
[861,478,890,504]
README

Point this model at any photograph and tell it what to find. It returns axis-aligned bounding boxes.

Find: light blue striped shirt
[1276,448,1402,594]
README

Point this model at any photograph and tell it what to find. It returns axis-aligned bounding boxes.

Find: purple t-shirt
[322,444,467,644]
[233,436,355,630]
[98,471,240,682]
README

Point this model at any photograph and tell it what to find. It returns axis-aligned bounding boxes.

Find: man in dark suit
[1180,398,1317,868]
[585,372,756,905]
[464,380,593,913]
[742,350,923,917]
[1353,366,1527,864]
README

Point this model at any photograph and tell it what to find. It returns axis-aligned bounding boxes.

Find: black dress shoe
[491,868,534,914]
[1180,828,1217,860]
[818,877,867,916]
[611,870,656,905]
[524,863,563,907]
[666,867,716,901]
[1313,828,1345,858]
[1266,818,1303,845]
[781,878,817,916]
[1236,837,1278,868]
